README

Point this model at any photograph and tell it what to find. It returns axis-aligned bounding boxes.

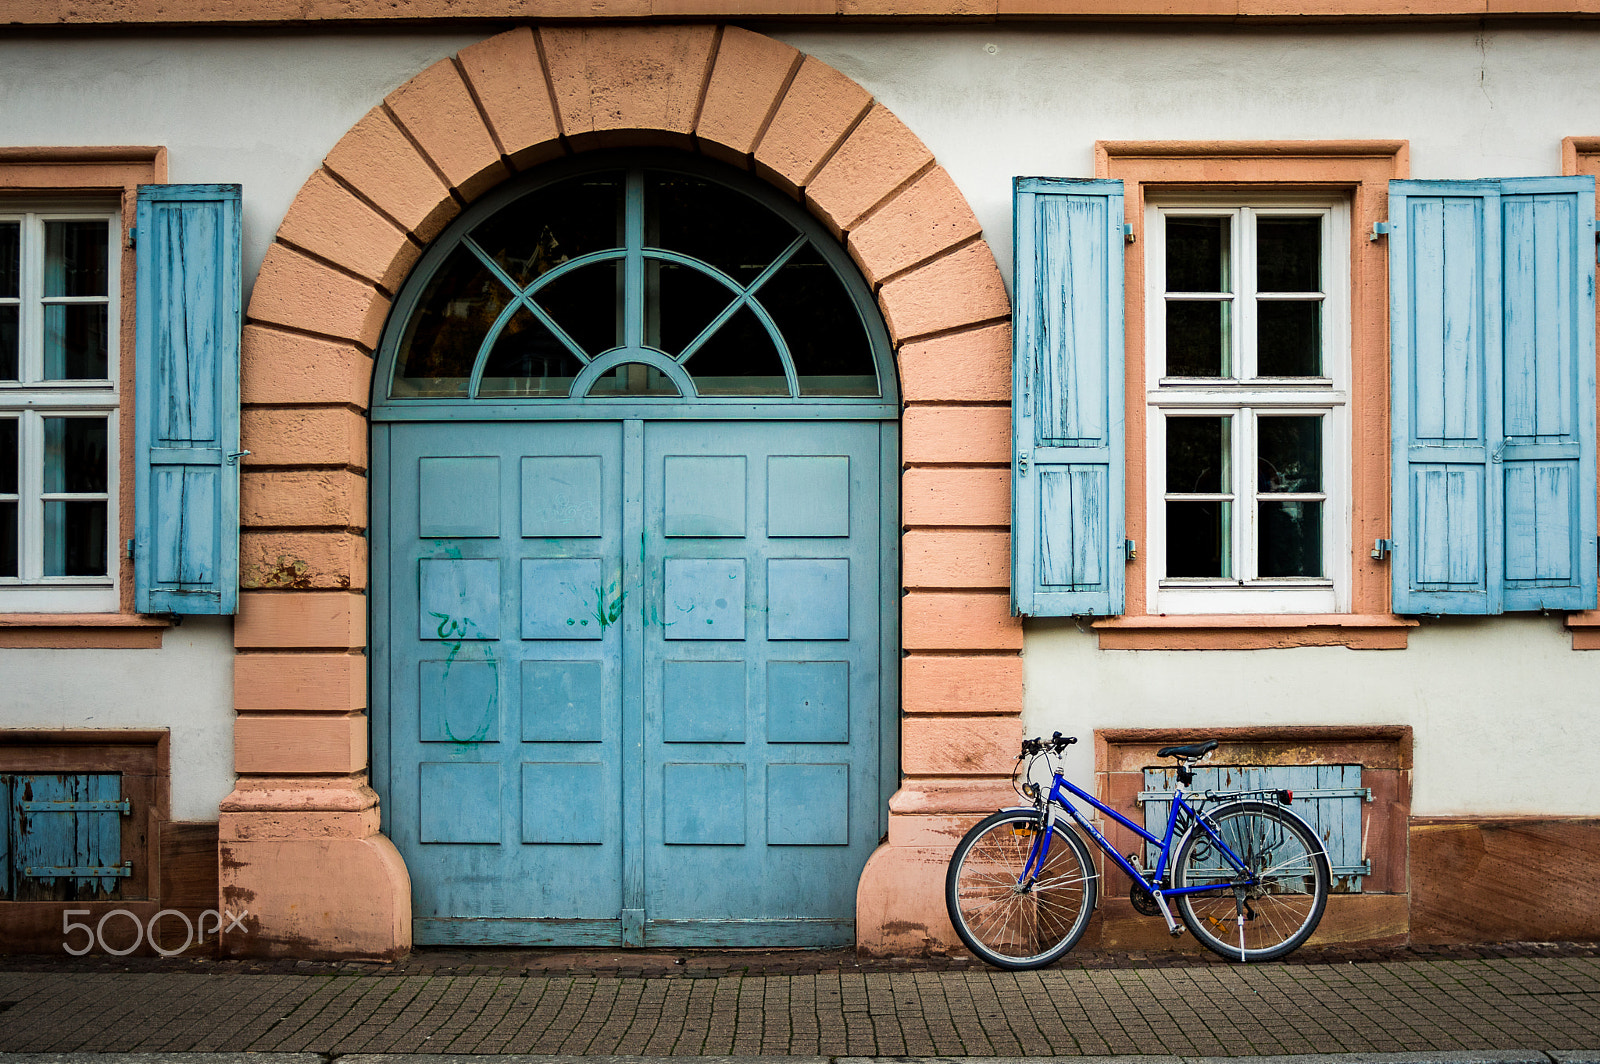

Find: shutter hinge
[1123,223,1136,244]
[21,798,132,815]
[126,538,135,560]
[1371,538,1395,560]
[1369,221,1393,242]
[22,861,133,879]
[1016,451,1028,476]
[1125,539,1137,561]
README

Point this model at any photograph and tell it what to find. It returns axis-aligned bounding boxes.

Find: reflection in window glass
[645,173,796,286]
[1257,301,1321,376]
[42,417,108,577]
[1165,301,1230,378]
[474,174,622,289]
[758,242,876,396]
[1259,501,1322,578]
[1258,417,1321,494]
[477,307,583,398]
[43,304,108,380]
[1167,417,1230,494]
[1166,217,1230,293]
[586,362,680,397]
[389,161,884,402]
[394,246,514,397]
[44,221,108,297]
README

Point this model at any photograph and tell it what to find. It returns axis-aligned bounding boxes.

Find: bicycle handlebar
[1020,732,1077,757]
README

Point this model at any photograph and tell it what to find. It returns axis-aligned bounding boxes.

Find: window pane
[0,305,16,381]
[1257,300,1321,376]
[44,500,108,576]
[1167,501,1231,578]
[648,259,732,357]
[1259,500,1322,578]
[473,172,623,289]
[476,306,582,398]
[535,260,622,360]
[43,304,109,380]
[646,172,798,287]
[0,501,14,577]
[1258,417,1321,494]
[758,242,876,396]
[1165,301,1229,377]
[681,305,788,396]
[0,221,18,298]
[1257,217,1320,292]
[44,417,108,494]
[44,220,109,297]
[1166,217,1230,293]
[0,419,15,495]
[394,245,514,397]
[1167,416,1230,494]
[586,362,679,398]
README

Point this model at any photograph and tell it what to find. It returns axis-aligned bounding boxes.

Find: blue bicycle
[945,733,1331,969]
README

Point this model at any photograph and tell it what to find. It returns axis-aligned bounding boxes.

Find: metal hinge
[1369,221,1393,242]
[1123,223,1136,244]
[126,226,137,249]
[1371,538,1395,560]
[22,861,133,879]
[1125,539,1137,562]
[1016,451,1028,476]
[21,798,131,815]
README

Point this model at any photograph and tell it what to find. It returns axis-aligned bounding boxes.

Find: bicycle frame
[1017,768,1255,935]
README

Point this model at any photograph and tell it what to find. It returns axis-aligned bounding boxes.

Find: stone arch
[227,22,1020,959]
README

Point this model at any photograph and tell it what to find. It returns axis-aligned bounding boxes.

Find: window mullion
[21,214,41,385]
[1239,208,1257,381]
[1238,409,1255,584]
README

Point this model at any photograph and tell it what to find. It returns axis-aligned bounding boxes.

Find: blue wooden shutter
[134,184,242,615]
[1389,178,1597,614]
[1012,178,1126,616]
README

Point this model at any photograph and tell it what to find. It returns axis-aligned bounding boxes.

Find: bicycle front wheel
[1171,800,1330,962]
[945,809,1098,970]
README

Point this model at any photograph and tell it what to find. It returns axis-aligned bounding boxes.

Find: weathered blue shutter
[134,185,242,615]
[1389,178,1596,614]
[1012,177,1125,616]
[3,773,130,901]
[1141,765,1369,889]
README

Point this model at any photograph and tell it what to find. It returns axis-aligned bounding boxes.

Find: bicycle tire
[945,808,1098,970]
[1170,799,1330,962]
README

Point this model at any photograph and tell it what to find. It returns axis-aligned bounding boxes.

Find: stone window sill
[0,613,172,648]
[1090,613,1417,650]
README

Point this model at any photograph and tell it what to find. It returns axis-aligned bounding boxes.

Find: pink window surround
[1093,140,1417,651]
[229,23,1019,959]
[0,147,171,649]
[1562,137,1600,650]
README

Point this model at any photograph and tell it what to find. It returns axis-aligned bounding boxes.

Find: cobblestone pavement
[0,944,1597,1057]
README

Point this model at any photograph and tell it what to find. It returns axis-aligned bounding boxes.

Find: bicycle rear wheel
[1171,800,1330,962]
[945,809,1098,970]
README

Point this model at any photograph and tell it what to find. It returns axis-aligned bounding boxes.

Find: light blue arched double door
[371,153,899,946]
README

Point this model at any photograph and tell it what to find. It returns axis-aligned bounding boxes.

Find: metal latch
[21,799,131,815]
[1016,451,1029,476]
[1125,539,1137,562]
[1371,538,1395,560]
[225,450,252,465]
[1123,223,1136,244]
[1369,221,1393,242]
[22,861,133,879]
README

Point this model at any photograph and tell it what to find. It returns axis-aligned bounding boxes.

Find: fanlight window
[390,162,882,401]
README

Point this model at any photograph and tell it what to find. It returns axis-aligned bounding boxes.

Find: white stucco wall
[1,24,1598,822]
[0,619,235,820]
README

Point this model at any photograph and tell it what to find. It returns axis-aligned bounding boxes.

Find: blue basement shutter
[134,184,243,615]
[1389,178,1596,614]
[1012,177,1126,617]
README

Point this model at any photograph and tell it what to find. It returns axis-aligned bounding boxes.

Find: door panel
[382,418,884,946]
[388,421,626,944]
[641,421,880,945]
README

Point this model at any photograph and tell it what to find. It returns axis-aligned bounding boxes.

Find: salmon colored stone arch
[227,22,1021,959]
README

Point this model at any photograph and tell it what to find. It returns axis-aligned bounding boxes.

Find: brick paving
[0,944,1597,1056]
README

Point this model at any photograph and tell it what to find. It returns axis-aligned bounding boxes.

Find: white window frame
[1144,194,1350,615]
[0,202,120,613]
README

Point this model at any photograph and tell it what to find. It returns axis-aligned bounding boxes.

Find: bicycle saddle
[1157,740,1219,759]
